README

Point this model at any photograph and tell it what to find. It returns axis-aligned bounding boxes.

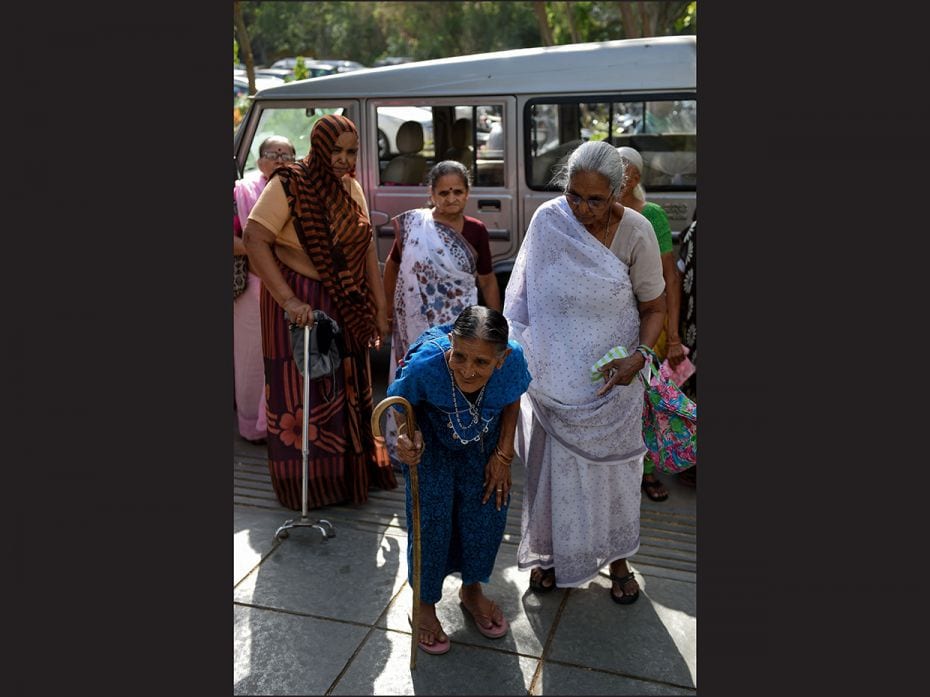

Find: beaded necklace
[443,349,492,444]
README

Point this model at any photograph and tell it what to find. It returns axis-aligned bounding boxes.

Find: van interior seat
[382,121,428,185]
[444,118,474,168]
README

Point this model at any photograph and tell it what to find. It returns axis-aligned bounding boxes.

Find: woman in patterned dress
[243,114,396,510]
[388,306,531,654]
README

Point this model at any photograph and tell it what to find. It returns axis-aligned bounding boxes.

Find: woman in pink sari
[233,135,296,443]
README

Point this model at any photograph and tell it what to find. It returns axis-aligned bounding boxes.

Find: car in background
[234,74,286,99]
[312,59,366,73]
[376,105,434,159]
[253,67,294,81]
[234,74,286,129]
[270,57,314,70]
[374,56,414,67]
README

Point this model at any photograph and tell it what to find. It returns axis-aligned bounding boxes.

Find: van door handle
[478,199,501,212]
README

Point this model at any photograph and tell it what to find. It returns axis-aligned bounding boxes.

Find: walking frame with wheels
[274,322,335,542]
[371,396,421,670]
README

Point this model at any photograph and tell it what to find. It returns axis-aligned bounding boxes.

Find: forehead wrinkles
[569,171,611,197]
[451,338,498,362]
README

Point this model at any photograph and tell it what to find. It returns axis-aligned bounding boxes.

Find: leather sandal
[529,567,557,593]
[609,571,640,605]
[641,476,669,502]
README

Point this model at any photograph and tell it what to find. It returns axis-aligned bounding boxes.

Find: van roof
[255,35,696,100]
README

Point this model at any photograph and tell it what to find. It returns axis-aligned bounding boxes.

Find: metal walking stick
[274,321,335,542]
[371,396,420,669]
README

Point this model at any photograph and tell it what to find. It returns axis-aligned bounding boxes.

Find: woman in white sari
[383,160,502,465]
[503,141,666,603]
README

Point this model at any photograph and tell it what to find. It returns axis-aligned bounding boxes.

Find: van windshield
[242,107,346,174]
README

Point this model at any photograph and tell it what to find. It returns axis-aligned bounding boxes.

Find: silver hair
[450,305,509,355]
[549,140,626,197]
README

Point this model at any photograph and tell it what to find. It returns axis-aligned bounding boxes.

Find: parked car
[312,59,366,73]
[270,57,314,70]
[374,56,414,67]
[376,105,434,159]
[253,68,294,81]
[234,74,286,129]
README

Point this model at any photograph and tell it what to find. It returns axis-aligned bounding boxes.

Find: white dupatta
[504,197,646,463]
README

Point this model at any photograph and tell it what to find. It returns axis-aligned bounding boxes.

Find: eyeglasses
[261,151,295,162]
[565,192,609,211]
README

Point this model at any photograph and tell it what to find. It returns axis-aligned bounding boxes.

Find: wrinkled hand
[283,297,314,328]
[482,451,512,510]
[596,354,645,397]
[666,341,687,369]
[396,429,424,466]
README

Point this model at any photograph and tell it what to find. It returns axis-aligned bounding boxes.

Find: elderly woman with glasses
[243,115,396,511]
[503,140,666,603]
[233,135,296,445]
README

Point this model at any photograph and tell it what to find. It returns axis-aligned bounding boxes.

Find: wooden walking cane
[371,396,421,669]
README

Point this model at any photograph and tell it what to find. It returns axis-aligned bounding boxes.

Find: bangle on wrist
[495,446,514,464]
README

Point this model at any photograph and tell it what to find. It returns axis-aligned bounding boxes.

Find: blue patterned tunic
[386,324,532,603]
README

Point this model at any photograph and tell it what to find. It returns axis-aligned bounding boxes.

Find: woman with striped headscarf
[244,114,397,509]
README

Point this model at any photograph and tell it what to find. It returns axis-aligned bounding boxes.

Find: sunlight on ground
[234,529,263,589]
[371,628,408,695]
[233,611,253,684]
[649,595,697,686]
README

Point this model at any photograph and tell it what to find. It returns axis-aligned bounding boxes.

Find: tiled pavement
[234,347,696,695]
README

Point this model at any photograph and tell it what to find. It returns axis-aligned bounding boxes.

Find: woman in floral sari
[382,160,501,466]
[243,114,396,510]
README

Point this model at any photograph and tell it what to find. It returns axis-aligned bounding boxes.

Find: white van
[233,35,696,289]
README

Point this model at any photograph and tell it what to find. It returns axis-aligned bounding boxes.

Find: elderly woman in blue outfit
[388,305,531,655]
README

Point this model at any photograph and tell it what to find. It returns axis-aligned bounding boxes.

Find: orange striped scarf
[275,114,375,352]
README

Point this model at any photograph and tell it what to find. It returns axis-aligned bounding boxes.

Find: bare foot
[411,602,448,647]
[459,583,504,629]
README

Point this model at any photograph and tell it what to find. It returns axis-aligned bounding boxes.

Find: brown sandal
[529,567,556,593]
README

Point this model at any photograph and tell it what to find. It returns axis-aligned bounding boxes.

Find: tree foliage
[236,1,695,67]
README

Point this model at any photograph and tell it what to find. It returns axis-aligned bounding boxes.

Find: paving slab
[531,661,696,695]
[330,627,540,695]
[235,506,295,586]
[234,605,369,695]
[234,523,407,625]
[547,569,696,689]
[379,543,565,658]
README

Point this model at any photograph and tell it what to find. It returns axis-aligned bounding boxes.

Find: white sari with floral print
[385,208,479,464]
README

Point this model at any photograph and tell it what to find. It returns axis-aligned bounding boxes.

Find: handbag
[638,346,697,474]
[233,255,249,299]
[289,310,344,401]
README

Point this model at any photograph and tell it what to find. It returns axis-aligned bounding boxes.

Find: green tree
[234,1,695,69]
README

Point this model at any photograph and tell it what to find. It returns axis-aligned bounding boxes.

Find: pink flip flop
[459,595,509,639]
[408,616,451,655]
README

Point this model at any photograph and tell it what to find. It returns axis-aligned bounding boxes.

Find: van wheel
[377,129,390,159]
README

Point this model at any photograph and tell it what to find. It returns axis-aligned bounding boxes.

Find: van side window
[377,104,505,187]
[526,98,696,191]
